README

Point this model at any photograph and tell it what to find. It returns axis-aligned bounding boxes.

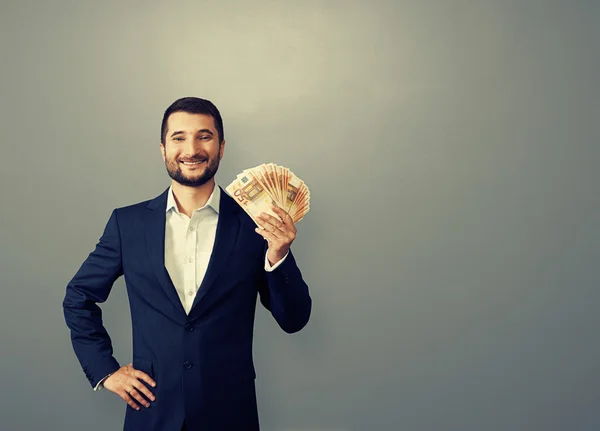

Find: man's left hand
[255,206,297,266]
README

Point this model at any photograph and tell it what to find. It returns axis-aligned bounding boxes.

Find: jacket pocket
[132,357,154,378]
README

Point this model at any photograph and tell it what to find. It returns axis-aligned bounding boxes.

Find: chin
[184,176,213,187]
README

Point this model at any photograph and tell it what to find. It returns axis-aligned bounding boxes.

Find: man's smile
[180,160,206,167]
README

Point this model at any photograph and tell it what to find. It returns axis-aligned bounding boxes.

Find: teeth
[182,161,205,165]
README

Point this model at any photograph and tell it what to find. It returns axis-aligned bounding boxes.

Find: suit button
[184,324,194,332]
[183,361,193,370]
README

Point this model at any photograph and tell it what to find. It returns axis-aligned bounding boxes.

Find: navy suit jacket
[62,187,312,431]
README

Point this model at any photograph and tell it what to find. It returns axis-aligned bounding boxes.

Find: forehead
[166,111,216,134]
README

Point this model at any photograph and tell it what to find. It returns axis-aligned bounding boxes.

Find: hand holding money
[226,163,310,264]
[255,205,297,265]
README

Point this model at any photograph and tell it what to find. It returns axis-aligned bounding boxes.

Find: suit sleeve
[257,246,312,334]
[62,209,123,389]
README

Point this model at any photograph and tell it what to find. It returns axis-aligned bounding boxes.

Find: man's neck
[171,179,216,218]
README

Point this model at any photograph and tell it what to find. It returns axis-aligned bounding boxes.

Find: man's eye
[199,135,211,140]
[173,137,184,141]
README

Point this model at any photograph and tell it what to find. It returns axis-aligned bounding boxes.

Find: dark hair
[160,97,224,144]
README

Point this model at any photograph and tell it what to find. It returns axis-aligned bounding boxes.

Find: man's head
[160,97,225,188]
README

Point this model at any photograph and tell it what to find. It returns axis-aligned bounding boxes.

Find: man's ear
[219,139,226,160]
[159,143,166,162]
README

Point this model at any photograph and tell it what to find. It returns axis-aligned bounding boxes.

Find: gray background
[1,1,599,430]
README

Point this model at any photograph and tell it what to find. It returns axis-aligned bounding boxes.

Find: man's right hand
[103,363,156,410]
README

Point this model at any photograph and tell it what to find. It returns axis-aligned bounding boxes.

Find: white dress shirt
[94,183,286,390]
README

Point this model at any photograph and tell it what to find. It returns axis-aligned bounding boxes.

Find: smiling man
[62,97,312,431]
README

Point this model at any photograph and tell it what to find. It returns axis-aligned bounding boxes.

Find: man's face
[160,111,225,187]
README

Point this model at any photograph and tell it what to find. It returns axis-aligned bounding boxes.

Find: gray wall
[1,1,599,430]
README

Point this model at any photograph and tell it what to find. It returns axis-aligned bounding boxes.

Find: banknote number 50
[234,189,248,204]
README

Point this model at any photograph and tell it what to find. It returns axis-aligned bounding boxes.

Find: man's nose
[184,138,199,155]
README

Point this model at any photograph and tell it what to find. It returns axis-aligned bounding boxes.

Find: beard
[164,152,221,187]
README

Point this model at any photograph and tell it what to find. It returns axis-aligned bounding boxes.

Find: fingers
[120,388,143,411]
[120,378,154,410]
[257,209,296,237]
[255,208,297,245]
[256,212,284,233]
[271,205,293,225]
[254,206,296,264]
[107,365,156,411]
[132,370,156,402]
[126,386,151,409]
[254,226,278,243]
[134,369,157,390]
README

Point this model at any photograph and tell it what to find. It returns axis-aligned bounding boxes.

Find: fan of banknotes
[225,163,310,225]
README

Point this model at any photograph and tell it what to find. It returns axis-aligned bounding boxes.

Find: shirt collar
[166,182,221,215]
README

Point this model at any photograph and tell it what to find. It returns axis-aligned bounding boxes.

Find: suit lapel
[145,188,187,317]
[190,188,241,314]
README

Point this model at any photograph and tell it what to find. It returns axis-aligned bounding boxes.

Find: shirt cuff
[94,373,113,391]
[264,251,289,272]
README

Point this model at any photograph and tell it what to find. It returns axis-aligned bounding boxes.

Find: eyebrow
[170,129,214,137]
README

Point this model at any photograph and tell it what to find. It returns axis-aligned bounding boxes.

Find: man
[62,97,312,431]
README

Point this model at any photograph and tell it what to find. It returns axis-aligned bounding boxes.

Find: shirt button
[187,290,194,296]
[189,226,194,231]
[188,256,193,263]
[183,361,193,370]
[185,324,194,332]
